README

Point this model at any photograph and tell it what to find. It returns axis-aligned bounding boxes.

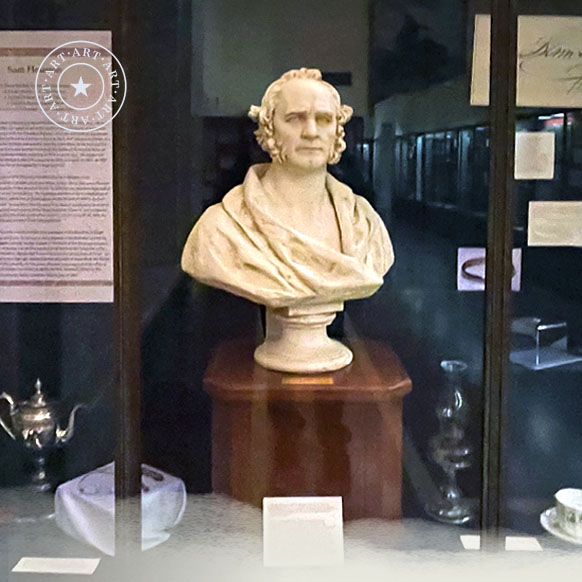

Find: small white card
[515,132,555,180]
[263,496,344,567]
[460,534,481,550]
[505,536,543,551]
[460,535,542,551]
[457,248,522,291]
[12,557,100,575]
[528,201,582,246]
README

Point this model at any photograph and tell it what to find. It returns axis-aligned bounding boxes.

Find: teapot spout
[0,392,17,440]
[56,403,84,444]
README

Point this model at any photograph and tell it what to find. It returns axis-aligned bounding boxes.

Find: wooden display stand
[204,339,412,520]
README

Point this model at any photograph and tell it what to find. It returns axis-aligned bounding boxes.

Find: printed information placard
[0,31,114,302]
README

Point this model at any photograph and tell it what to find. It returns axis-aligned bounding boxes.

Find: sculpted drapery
[181,164,394,309]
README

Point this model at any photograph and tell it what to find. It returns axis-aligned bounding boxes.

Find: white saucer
[540,507,582,545]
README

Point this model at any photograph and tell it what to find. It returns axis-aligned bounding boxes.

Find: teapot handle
[0,393,17,440]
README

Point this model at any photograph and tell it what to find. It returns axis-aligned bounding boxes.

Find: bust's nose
[301,117,318,139]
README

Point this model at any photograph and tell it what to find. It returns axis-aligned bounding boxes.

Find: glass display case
[1,0,582,580]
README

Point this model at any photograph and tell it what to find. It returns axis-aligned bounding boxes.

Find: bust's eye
[316,114,333,126]
[285,113,302,123]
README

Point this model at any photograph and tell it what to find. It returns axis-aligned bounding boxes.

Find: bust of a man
[182,68,394,372]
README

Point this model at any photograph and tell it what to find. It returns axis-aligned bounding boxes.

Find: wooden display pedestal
[203,339,412,520]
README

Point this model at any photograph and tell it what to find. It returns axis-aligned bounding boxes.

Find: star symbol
[71,76,91,97]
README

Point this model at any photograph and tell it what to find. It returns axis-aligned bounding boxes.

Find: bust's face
[272,79,338,171]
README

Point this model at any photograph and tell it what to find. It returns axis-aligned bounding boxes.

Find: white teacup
[555,488,582,538]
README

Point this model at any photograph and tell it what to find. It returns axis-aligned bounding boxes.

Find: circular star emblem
[35,40,127,132]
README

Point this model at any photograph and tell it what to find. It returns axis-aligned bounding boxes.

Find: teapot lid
[23,379,49,410]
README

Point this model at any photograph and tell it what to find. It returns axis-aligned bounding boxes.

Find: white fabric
[54,462,186,555]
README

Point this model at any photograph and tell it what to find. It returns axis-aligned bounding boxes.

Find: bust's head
[249,68,353,169]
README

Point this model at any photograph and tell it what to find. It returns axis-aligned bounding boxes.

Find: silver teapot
[0,379,83,491]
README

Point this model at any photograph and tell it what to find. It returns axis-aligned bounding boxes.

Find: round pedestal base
[254,304,353,373]
[255,336,353,373]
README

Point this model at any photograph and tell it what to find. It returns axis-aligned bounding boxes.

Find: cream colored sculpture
[182,68,394,373]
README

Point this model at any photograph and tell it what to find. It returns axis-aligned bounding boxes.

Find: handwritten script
[471,15,582,107]
[520,37,582,93]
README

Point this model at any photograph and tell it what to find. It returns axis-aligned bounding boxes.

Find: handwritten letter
[471,15,582,107]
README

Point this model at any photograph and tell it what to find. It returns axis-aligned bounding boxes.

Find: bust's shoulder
[193,203,223,235]
[221,183,245,210]
[326,173,378,214]
[197,184,244,226]
[351,192,377,215]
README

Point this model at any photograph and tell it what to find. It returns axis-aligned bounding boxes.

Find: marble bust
[181,68,394,372]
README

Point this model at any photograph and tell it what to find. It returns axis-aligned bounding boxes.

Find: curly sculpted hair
[248,68,353,165]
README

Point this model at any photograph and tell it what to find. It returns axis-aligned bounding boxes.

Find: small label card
[505,536,543,551]
[459,535,542,551]
[460,534,481,550]
[515,132,555,180]
[281,376,334,385]
[528,201,582,246]
[263,496,343,567]
[12,557,100,575]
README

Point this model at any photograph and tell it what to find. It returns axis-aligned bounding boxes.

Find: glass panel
[0,3,118,572]
[8,0,560,577]
[150,0,492,573]
[504,3,582,552]
[343,1,491,563]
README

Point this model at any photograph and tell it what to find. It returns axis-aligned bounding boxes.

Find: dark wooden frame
[112,3,143,555]
[482,0,517,544]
